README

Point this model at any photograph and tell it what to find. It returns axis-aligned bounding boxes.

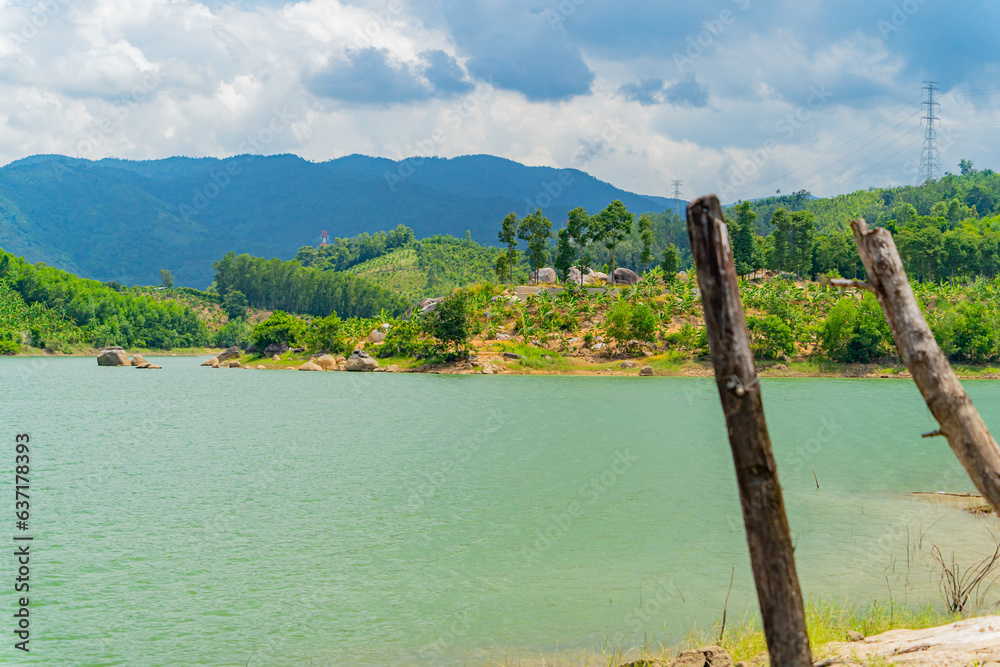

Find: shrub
[252,311,304,350]
[820,294,892,363]
[0,329,19,355]
[303,314,346,353]
[214,318,252,349]
[747,314,795,359]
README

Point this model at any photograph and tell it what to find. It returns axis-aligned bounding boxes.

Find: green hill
[0,154,677,288]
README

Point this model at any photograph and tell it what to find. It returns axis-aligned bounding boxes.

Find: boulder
[228,360,241,368]
[263,342,288,357]
[481,365,494,375]
[592,342,605,351]
[847,630,865,642]
[671,646,731,667]
[131,354,148,367]
[639,365,653,376]
[217,346,241,362]
[135,362,151,369]
[209,358,220,368]
[502,352,523,360]
[257,365,266,370]
[367,328,387,343]
[291,347,305,353]
[529,267,557,284]
[245,342,259,354]
[271,354,281,362]
[336,362,347,371]
[612,267,640,285]
[620,360,637,369]
[316,354,337,370]
[387,364,400,373]
[148,365,162,369]
[345,350,379,372]
[592,270,609,283]
[97,348,130,366]
[568,337,582,346]
[298,361,323,371]
[405,298,444,319]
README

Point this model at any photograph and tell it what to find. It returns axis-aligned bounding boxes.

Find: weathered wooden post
[686,195,813,667]
[835,219,1000,515]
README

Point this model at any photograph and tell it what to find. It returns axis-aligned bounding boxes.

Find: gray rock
[387,364,400,373]
[131,354,148,367]
[592,342,605,351]
[529,267,557,284]
[217,346,241,362]
[495,333,511,341]
[612,267,640,284]
[263,342,288,357]
[639,365,653,376]
[847,630,865,642]
[568,337,582,346]
[245,342,259,354]
[345,350,379,372]
[291,347,305,353]
[97,348,130,366]
[502,352,523,360]
[620,360,637,369]
[367,328,387,343]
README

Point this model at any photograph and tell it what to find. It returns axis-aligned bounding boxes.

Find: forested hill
[0,153,676,288]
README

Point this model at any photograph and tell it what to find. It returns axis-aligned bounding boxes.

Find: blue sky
[2,0,999,201]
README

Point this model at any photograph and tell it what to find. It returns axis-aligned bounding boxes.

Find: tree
[223,289,249,321]
[594,200,634,284]
[638,213,654,272]
[731,201,762,277]
[553,227,575,283]
[496,212,520,285]
[424,290,472,356]
[767,208,791,273]
[567,206,593,284]
[960,158,975,176]
[518,208,553,273]
[159,269,174,289]
[661,243,679,282]
[788,210,816,277]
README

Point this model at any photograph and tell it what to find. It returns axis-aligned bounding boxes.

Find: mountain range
[0,153,679,288]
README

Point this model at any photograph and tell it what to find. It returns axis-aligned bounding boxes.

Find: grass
[685,598,960,664]
[488,342,574,371]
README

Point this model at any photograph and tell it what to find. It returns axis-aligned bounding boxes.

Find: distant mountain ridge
[0,153,679,287]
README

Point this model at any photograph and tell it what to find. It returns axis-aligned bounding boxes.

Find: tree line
[213,251,408,318]
[0,249,208,350]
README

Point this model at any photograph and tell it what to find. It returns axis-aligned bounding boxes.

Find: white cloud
[0,0,998,204]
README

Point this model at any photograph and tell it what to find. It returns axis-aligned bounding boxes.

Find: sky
[2,0,1000,202]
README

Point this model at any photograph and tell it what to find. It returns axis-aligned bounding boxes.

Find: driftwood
[843,219,1000,515]
[686,195,813,667]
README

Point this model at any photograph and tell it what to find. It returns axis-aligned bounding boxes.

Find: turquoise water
[1,357,997,666]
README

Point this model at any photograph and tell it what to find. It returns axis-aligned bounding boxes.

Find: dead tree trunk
[838,219,1000,515]
[686,195,812,667]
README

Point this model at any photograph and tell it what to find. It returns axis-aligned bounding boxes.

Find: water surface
[1,357,995,666]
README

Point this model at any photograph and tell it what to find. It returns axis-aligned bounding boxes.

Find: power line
[918,81,941,184]
[672,180,683,215]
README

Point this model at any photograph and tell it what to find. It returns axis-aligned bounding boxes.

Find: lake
[1,357,996,666]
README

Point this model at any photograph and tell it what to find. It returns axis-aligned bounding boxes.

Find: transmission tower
[917,81,941,184]
[672,179,683,216]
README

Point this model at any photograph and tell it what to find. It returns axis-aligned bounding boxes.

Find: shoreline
[13,347,1000,380]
